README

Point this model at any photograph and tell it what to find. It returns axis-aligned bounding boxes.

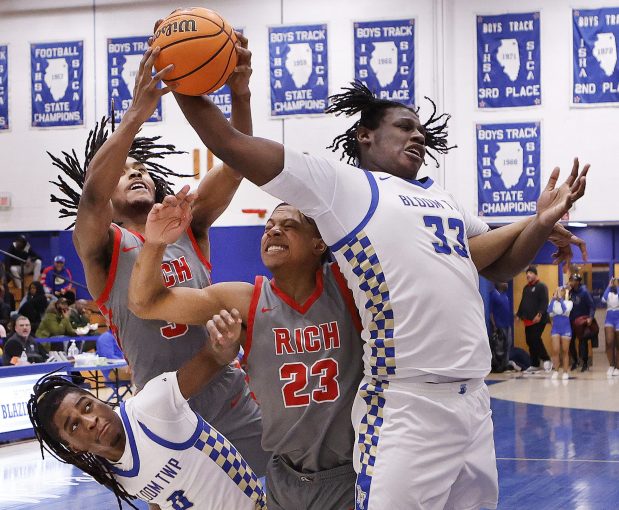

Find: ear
[312,238,327,257]
[356,126,372,147]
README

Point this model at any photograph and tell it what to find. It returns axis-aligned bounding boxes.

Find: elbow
[128,291,157,319]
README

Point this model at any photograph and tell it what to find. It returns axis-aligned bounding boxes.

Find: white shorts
[352,376,498,510]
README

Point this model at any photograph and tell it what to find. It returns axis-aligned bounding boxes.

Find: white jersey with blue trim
[262,148,491,380]
[110,373,265,510]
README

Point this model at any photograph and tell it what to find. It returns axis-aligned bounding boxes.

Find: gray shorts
[266,455,355,510]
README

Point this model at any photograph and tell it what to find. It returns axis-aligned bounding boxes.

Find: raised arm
[477,159,588,282]
[73,47,174,295]
[189,34,253,240]
[127,186,253,325]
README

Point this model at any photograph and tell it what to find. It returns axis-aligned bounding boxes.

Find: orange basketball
[152,7,238,96]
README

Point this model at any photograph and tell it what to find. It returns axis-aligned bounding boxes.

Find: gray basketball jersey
[96,225,260,446]
[245,262,364,473]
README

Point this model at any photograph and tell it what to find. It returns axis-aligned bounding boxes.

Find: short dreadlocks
[325,81,455,167]
[49,115,189,228]
[27,372,138,509]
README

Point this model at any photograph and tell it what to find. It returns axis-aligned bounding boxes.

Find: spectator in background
[36,298,76,350]
[0,285,11,330]
[69,299,90,329]
[489,282,513,372]
[41,255,73,299]
[17,281,48,333]
[5,234,42,288]
[568,273,596,372]
[3,315,48,365]
[517,265,551,373]
[548,286,573,380]
[602,277,619,378]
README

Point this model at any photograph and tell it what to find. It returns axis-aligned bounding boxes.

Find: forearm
[177,350,225,400]
[481,217,553,281]
[174,94,283,186]
[81,112,142,205]
[470,217,533,272]
[128,242,168,317]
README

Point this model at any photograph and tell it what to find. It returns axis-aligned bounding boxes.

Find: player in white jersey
[28,329,265,510]
[167,77,588,509]
[48,40,269,482]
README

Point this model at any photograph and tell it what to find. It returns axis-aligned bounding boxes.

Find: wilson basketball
[152,7,238,96]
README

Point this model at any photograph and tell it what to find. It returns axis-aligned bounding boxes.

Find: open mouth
[265,245,288,253]
[128,182,148,191]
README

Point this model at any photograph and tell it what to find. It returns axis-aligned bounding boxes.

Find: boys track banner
[269,24,329,116]
[477,122,541,218]
[108,36,161,123]
[573,8,619,105]
[31,41,84,128]
[353,19,415,105]
[477,12,541,108]
[0,45,7,130]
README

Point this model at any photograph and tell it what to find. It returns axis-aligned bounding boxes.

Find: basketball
[152,7,238,96]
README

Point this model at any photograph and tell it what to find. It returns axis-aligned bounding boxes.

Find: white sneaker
[551,371,559,380]
[562,372,569,381]
[613,368,619,377]
[524,366,538,373]
[508,360,522,372]
[607,367,615,378]
[543,361,553,372]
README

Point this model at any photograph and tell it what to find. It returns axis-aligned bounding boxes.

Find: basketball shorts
[266,455,356,510]
[352,376,498,510]
[551,316,572,338]
[605,309,619,330]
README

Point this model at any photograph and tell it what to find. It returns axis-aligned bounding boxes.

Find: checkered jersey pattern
[338,230,396,376]
[355,378,389,509]
[194,421,266,509]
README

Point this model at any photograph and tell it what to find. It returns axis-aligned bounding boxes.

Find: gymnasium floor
[1,352,618,510]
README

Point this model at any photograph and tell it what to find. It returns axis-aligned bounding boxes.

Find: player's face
[360,107,426,179]
[53,391,125,461]
[261,205,325,272]
[111,157,156,211]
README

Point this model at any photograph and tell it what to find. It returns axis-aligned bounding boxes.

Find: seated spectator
[3,315,48,365]
[41,255,74,299]
[0,285,11,330]
[36,298,76,350]
[17,281,48,333]
[69,299,90,329]
[96,330,123,359]
[5,234,42,288]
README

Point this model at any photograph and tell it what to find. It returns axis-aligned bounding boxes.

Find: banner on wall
[0,45,7,130]
[108,36,161,123]
[477,122,541,217]
[573,8,619,105]
[31,41,84,128]
[353,19,415,105]
[209,28,244,119]
[476,12,541,108]
[269,24,328,116]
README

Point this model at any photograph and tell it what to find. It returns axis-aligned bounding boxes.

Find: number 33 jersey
[244,263,365,472]
[262,148,492,381]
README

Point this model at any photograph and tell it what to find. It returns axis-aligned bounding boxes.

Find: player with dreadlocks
[47,37,270,488]
[28,313,266,510]
[162,75,588,509]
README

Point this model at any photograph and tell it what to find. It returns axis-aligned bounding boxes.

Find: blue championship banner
[477,122,541,217]
[269,24,328,116]
[353,19,414,105]
[108,36,161,123]
[573,8,619,105]
[0,45,7,130]
[209,28,243,119]
[477,12,541,108]
[31,41,84,127]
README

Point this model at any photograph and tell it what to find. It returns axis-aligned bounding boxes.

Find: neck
[272,265,320,303]
[117,217,147,234]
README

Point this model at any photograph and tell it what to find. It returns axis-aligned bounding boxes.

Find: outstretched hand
[548,222,588,271]
[537,158,589,228]
[130,46,177,124]
[227,32,252,97]
[145,185,195,245]
[206,309,243,365]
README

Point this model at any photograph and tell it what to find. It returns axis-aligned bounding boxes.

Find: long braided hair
[27,373,138,509]
[48,115,190,228]
[325,81,455,167]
